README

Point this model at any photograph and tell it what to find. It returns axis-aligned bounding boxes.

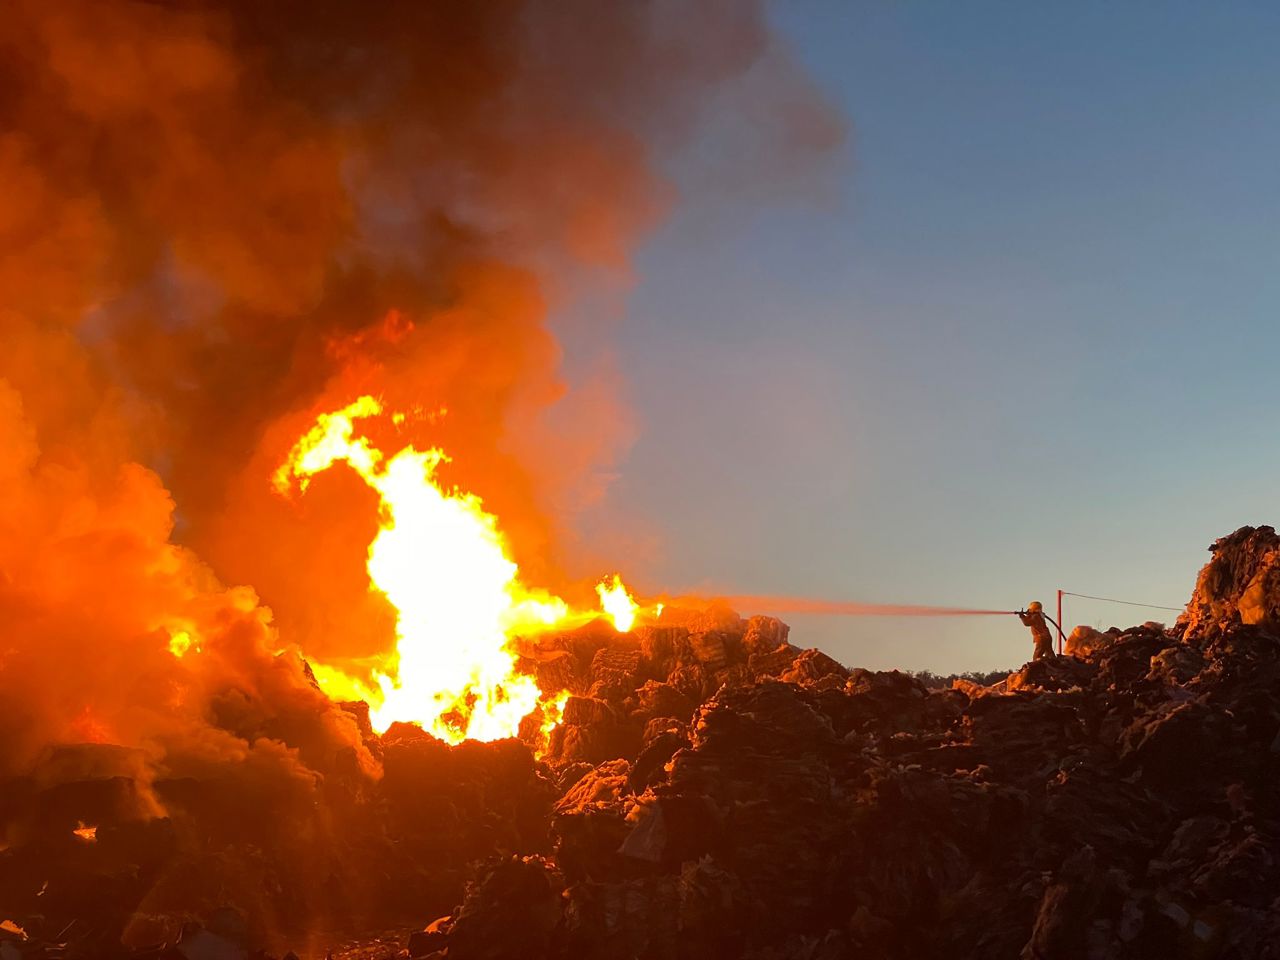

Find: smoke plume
[0,0,840,800]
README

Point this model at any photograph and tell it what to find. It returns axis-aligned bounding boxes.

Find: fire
[597,574,638,632]
[539,691,572,743]
[275,396,637,745]
[72,823,97,842]
[168,630,196,658]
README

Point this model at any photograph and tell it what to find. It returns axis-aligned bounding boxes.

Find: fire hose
[723,595,1064,647]
[724,590,1181,659]
[723,596,1021,618]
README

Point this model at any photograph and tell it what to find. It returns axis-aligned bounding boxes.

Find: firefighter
[1020,600,1055,661]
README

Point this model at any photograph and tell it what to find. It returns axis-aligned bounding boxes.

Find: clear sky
[592,1,1280,673]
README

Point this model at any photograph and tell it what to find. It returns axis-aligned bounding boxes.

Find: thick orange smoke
[0,0,840,806]
[0,380,378,796]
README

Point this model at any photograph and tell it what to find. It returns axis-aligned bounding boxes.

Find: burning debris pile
[4,526,1280,959]
[0,0,837,954]
[3,1,1278,957]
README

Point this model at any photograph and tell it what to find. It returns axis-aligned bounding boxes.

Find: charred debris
[5,526,1280,959]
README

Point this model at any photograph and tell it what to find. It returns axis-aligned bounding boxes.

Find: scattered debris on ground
[5,527,1280,958]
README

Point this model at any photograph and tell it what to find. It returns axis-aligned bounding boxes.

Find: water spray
[722,595,1019,618]
[719,594,1068,652]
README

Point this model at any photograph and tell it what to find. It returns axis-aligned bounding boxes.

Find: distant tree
[911,668,1012,690]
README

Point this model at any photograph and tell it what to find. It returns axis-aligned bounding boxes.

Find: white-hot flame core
[597,573,638,632]
[276,396,634,745]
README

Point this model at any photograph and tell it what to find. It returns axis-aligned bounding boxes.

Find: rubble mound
[5,528,1280,958]
[1180,524,1280,640]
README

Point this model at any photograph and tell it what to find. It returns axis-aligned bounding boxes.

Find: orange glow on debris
[539,691,572,745]
[72,823,97,842]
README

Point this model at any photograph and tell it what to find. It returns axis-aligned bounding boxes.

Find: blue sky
[586,2,1280,672]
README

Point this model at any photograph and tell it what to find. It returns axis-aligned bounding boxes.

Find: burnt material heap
[4,526,1280,960]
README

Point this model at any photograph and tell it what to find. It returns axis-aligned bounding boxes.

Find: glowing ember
[597,574,638,632]
[72,823,97,842]
[276,396,636,744]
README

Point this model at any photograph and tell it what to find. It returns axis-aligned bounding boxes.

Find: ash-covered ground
[6,526,1280,960]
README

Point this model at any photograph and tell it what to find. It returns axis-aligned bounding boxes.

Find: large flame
[597,574,638,632]
[274,396,638,744]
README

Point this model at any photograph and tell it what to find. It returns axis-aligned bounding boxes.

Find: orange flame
[72,822,97,842]
[539,691,572,743]
[596,574,638,632]
[276,396,636,744]
[167,630,196,658]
